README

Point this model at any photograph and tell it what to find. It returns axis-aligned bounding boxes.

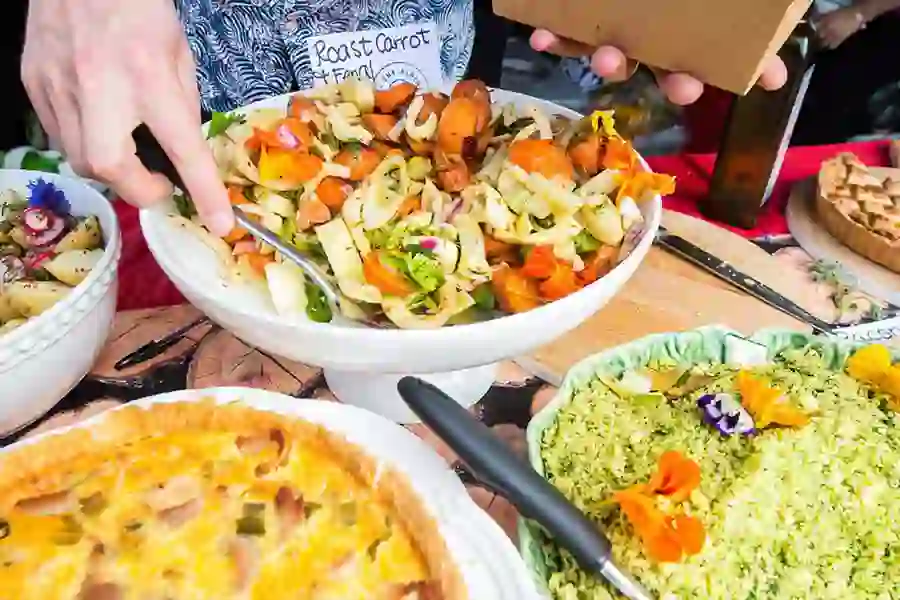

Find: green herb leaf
[21,150,61,173]
[207,111,245,139]
[471,284,496,311]
[305,284,333,323]
[573,230,601,254]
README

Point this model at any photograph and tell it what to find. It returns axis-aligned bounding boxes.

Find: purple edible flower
[697,393,755,436]
[27,178,70,217]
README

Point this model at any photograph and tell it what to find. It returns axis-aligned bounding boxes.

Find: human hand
[815,8,866,49]
[529,30,789,106]
[21,0,234,235]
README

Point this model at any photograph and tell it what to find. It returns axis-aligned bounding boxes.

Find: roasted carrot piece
[362,113,399,141]
[646,451,701,503]
[363,252,414,297]
[417,93,450,124]
[335,146,382,181]
[244,127,282,152]
[223,226,249,244]
[281,117,314,147]
[246,252,275,276]
[288,152,324,183]
[315,177,353,211]
[577,245,618,285]
[436,160,471,193]
[451,80,492,129]
[374,82,417,114]
[508,139,575,181]
[288,96,319,122]
[568,132,604,176]
[538,263,579,301]
[491,265,542,313]
[397,195,422,217]
[437,97,481,155]
[295,198,332,231]
[228,186,250,205]
[521,246,558,279]
[405,135,435,156]
[484,235,517,264]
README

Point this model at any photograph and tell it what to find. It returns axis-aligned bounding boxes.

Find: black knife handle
[397,377,612,572]
[132,124,187,191]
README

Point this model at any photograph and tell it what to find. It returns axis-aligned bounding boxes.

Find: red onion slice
[25,217,66,248]
[23,207,54,234]
[276,124,300,149]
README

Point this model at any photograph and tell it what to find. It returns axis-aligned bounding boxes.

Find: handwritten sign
[307,23,444,90]
[831,316,900,348]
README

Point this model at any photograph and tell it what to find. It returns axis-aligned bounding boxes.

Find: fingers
[46,83,87,173]
[140,63,233,236]
[529,29,594,58]
[177,36,201,124]
[757,55,788,91]
[657,73,705,106]
[589,47,637,82]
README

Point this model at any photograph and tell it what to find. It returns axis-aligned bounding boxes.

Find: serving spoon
[132,124,384,329]
[397,377,654,600]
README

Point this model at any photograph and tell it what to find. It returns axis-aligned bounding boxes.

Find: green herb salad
[530,332,900,600]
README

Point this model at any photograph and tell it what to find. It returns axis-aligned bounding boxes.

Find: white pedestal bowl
[140,90,661,423]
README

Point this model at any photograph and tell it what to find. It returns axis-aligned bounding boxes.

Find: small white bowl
[141,90,660,422]
[0,170,120,435]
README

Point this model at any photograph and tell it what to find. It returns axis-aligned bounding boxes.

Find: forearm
[855,0,900,22]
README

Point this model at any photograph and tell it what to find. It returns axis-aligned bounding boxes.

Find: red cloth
[115,140,894,311]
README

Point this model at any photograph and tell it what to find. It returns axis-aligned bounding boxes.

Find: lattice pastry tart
[817,153,900,273]
[0,401,465,600]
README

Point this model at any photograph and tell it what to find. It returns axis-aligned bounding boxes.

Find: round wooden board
[786,175,900,306]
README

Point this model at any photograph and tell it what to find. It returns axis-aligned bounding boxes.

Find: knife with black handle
[655,227,834,335]
[396,377,653,600]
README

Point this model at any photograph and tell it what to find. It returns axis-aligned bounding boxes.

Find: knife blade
[655,227,834,335]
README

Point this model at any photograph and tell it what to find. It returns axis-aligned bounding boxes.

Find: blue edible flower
[27,178,70,216]
[697,393,755,436]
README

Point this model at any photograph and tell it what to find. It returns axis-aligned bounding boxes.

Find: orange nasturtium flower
[612,451,705,563]
[847,344,900,407]
[736,370,810,429]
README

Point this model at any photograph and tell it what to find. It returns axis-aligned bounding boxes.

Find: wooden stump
[89,305,213,386]
[186,328,321,395]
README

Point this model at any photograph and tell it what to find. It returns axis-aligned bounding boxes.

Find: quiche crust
[0,400,467,600]
[816,154,900,274]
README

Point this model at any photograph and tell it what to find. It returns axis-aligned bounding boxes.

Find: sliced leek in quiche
[0,402,464,600]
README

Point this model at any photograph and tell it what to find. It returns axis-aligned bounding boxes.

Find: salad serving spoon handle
[396,377,654,600]
[132,124,383,327]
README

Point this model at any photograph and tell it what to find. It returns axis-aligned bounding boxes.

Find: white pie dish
[0,386,543,599]
[140,88,661,422]
[0,170,120,436]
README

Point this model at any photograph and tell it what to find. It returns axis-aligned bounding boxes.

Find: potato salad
[176,78,675,329]
[0,179,104,335]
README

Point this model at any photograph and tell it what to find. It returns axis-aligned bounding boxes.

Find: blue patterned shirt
[176,0,474,113]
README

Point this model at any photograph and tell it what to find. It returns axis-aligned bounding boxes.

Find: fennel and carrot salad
[174,78,674,328]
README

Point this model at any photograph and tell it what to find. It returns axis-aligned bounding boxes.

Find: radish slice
[23,207,54,234]
[25,217,66,248]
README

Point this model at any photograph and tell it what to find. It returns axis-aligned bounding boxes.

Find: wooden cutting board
[520,210,823,384]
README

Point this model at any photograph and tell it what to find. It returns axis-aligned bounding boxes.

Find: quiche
[816,153,900,273]
[0,401,465,600]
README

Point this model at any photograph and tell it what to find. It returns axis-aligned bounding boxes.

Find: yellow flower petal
[847,344,893,385]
